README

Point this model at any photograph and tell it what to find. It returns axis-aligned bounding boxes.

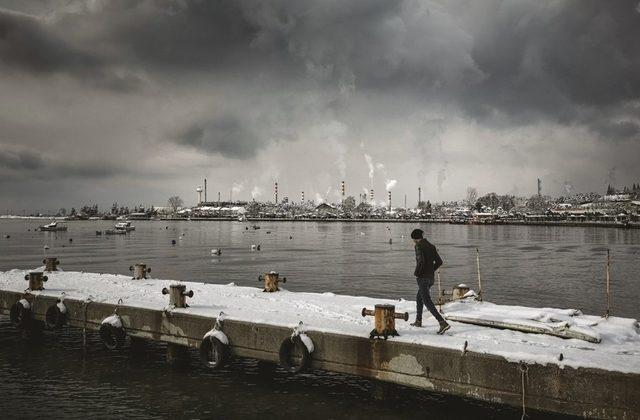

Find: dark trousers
[416,277,445,324]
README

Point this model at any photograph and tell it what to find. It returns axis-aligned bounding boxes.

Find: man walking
[410,228,450,334]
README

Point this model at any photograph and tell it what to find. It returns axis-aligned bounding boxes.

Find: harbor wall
[1,289,638,419]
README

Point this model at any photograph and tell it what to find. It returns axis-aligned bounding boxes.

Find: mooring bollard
[258,271,287,292]
[452,283,471,300]
[24,272,48,291]
[129,263,151,280]
[162,284,194,308]
[441,283,472,302]
[362,304,409,339]
[43,257,60,272]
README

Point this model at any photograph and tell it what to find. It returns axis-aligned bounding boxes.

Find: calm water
[1,219,638,419]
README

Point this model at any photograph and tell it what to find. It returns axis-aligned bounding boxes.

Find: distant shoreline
[2,215,639,229]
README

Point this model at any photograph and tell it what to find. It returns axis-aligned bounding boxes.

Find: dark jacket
[414,238,443,279]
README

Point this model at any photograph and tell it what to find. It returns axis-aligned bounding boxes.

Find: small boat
[39,221,68,232]
[104,229,127,235]
[114,221,135,232]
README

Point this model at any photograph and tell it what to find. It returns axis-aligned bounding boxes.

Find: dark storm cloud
[175,116,262,159]
[594,120,640,141]
[0,149,44,170]
[0,146,123,179]
[0,0,639,210]
[0,7,141,91]
[4,1,639,142]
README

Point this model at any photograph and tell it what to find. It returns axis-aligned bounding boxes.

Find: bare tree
[168,196,184,213]
[466,187,478,206]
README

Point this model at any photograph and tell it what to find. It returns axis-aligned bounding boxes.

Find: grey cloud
[0,0,639,210]
[0,149,44,170]
[175,116,262,159]
[0,147,123,179]
[0,7,142,91]
[594,120,640,141]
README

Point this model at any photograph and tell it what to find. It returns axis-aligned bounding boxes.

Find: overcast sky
[1,0,639,212]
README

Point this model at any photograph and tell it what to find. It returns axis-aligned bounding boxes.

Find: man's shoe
[410,320,422,327]
[437,322,451,335]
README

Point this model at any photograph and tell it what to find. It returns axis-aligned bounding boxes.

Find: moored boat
[114,221,135,232]
[39,221,68,232]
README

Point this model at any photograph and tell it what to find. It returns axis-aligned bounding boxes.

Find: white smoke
[364,154,374,181]
[385,179,397,191]
[563,181,573,195]
[314,192,325,203]
[232,182,244,195]
[437,161,448,193]
[251,186,263,199]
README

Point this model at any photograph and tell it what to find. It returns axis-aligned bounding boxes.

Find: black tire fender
[99,323,126,350]
[199,336,228,369]
[279,335,311,373]
[9,299,31,329]
[45,302,67,329]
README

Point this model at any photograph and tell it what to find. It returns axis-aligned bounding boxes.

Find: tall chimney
[418,187,421,207]
[341,181,345,202]
[301,191,304,202]
[537,178,542,197]
[204,178,207,202]
[388,190,392,211]
[275,182,278,204]
[370,189,374,202]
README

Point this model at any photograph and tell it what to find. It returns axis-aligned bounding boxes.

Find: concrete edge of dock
[1,289,638,419]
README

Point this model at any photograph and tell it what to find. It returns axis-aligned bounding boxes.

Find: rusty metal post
[437,270,443,311]
[362,304,408,339]
[476,248,483,301]
[259,271,287,292]
[129,263,151,280]
[24,272,48,291]
[162,284,194,308]
[605,249,611,318]
[43,257,60,272]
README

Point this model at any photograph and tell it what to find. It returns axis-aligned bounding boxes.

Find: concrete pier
[0,287,638,418]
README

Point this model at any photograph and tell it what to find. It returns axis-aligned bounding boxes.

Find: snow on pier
[1,268,638,375]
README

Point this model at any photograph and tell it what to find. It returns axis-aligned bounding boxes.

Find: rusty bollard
[129,263,151,280]
[362,304,409,339]
[162,284,194,308]
[258,271,287,292]
[24,272,48,291]
[442,283,472,302]
[43,257,60,272]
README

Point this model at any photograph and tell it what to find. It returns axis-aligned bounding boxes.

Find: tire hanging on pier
[45,300,67,330]
[199,335,228,369]
[279,335,312,373]
[9,299,32,329]
[99,315,126,350]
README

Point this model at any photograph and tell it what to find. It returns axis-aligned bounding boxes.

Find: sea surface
[0,219,638,419]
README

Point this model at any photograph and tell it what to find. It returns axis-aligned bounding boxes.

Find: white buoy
[360,232,365,236]
[211,249,222,256]
[251,245,256,251]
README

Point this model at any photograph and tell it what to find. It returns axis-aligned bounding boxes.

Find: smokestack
[341,181,345,202]
[218,191,221,205]
[388,190,392,211]
[275,182,278,204]
[370,189,374,202]
[301,191,304,202]
[204,178,207,202]
[418,187,421,207]
[537,178,542,197]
